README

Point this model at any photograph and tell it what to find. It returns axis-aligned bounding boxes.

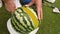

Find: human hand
[25,0,43,20]
[3,0,16,13]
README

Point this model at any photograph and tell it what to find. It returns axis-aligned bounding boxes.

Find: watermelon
[11,6,39,34]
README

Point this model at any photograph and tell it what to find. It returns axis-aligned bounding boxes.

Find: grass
[0,0,60,34]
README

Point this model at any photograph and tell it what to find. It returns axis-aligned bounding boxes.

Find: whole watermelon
[11,6,39,34]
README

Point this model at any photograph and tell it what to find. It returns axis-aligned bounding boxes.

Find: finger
[37,9,43,20]
[25,0,35,7]
[36,0,42,20]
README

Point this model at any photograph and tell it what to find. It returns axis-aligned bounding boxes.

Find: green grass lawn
[0,0,60,34]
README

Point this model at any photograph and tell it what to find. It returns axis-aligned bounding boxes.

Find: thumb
[25,0,35,7]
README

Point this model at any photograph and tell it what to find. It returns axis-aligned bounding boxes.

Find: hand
[25,0,43,20]
[3,0,16,13]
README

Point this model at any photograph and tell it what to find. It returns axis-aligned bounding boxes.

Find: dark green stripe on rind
[23,13,34,30]
[23,17,33,31]
[23,12,35,29]
[11,18,24,33]
[15,11,31,32]
[13,13,33,32]
[12,14,28,31]
[20,8,35,29]
[17,8,34,30]
[16,9,32,31]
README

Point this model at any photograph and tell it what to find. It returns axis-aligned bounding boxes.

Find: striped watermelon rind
[11,6,39,34]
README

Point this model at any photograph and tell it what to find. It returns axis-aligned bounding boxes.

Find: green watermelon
[11,6,39,34]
